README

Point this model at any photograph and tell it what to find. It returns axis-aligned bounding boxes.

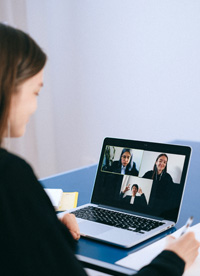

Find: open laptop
[61,137,191,248]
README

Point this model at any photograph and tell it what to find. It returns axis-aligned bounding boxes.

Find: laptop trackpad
[79,221,111,236]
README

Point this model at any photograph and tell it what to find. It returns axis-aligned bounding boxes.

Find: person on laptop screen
[0,23,199,276]
[143,153,173,183]
[143,153,174,216]
[104,148,139,176]
[120,184,147,210]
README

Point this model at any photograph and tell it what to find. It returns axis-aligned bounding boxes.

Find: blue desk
[41,140,200,275]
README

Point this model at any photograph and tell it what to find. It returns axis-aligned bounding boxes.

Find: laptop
[60,137,191,248]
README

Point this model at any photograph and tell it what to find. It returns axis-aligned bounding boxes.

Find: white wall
[1,0,200,178]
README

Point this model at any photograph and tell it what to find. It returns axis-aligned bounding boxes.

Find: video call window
[101,145,143,176]
[139,151,185,184]
[120,175,153,205]
[92,143,188,220]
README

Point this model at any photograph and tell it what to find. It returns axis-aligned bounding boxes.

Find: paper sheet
[44,188,63,208]
[116,223,200,275]
[57,192,78,211]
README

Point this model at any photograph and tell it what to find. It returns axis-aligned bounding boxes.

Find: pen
[180,216,194,236]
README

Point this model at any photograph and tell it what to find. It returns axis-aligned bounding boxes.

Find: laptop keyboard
[71,206,164,233]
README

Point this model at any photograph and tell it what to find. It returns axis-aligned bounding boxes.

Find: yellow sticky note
[57,192,78,211]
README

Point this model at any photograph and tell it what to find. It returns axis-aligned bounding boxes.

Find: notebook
[44,188,78,211]
[60,137,191,248]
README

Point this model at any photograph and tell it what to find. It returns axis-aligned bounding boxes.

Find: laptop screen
[91,137,191,222]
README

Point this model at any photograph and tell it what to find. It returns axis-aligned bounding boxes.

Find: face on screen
[156,155,168,174]
[121,152,131,167]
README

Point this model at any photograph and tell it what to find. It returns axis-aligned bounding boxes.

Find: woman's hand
[60,213,80,241]
[164,231,200,270]
[138,188,143,195]
[123,184,130,193]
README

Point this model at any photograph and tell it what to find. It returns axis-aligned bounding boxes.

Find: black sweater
[0,149,185,275]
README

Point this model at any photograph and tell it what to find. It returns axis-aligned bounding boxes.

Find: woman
[109,148,138,176]
[143,153,172,182]
[0,23,85,276]
[143,154,175,217]
[0,23,199,276]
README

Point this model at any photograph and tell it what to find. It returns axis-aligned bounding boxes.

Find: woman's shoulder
[0,148,27,162]
[143,170,153,178]
[0,148,33,174]
[0,148,54,213]
[111,160,120,168]
[0,148,38,190]
[164,172,173,181]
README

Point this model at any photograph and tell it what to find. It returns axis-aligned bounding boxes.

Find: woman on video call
[143,153,175,216]
[105,148,139,176]
[143,153,173,183]
[0,23,199,276]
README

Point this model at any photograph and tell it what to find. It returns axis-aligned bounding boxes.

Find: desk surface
[41,140,200,275]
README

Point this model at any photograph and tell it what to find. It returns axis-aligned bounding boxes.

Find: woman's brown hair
[0,23,47,145]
